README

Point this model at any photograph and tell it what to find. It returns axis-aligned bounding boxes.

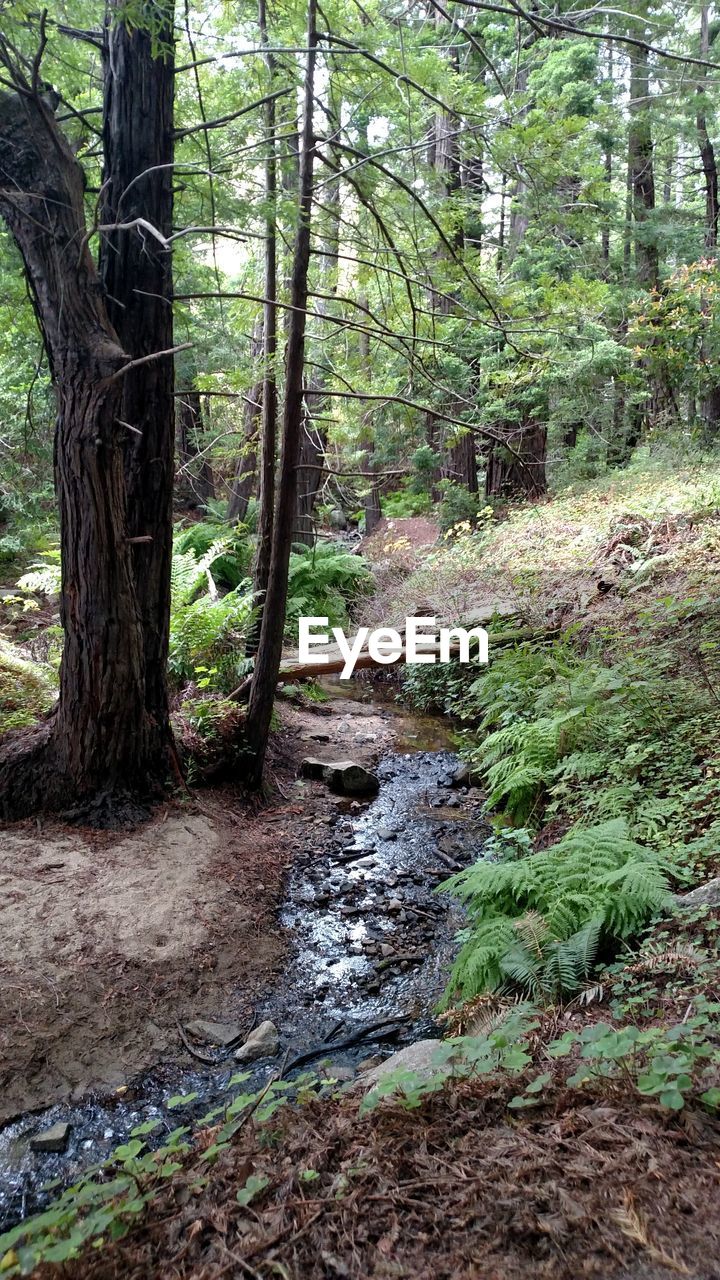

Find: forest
[1,0,720,1275]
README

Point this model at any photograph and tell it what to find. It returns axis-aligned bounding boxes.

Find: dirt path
[0,694,398,1124]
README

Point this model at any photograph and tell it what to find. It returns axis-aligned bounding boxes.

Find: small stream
[0,699,487,1231]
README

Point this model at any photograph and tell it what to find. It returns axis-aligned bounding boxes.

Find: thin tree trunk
[177,388,216,508]
[100,0,176,738]
[357,306,381,535]
[245,0,318,784]
[250,0,278,649]
[227,319,262,522]
[0,91,166,821]
[697,5,718,251]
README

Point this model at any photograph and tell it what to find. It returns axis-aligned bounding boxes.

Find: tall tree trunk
[358,306,381,535]
[295,386,327,544]
[0,91,168,821]
[245,0,318,785]
[177,387,216,509]
[227,319,262,523]
[697,5,718,251]
[100,0,176,741]
[293,83,341,543]
[628,32,658,290]
[250,0,278,649]
[696,5,720,437]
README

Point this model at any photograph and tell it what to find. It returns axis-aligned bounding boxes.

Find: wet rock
[233,1020,279,1063]
[184,1019,242,1048]
[30,1122,71,1153]
[376,825,398,841]
[300,757,326,780]
[323,761,379,795]
[450,762,470,788]
[359,1039,443,1086]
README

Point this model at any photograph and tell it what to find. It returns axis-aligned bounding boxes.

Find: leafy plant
[441,819,675,1002]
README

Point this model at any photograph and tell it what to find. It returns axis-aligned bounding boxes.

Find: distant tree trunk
[485,424,547,499]
[697,5,718,251]
[295,385,327,544]
[696,5,720,437]
[358,312,381,535]
[100,0,176,741]
[0,90,171,821]
[227,318,262,522]
[449,432,478,493]
[628,36,658,289]
[248,0,278,652]
[246,0,317,785]
[497,172,507,274]
[177,388,216,509]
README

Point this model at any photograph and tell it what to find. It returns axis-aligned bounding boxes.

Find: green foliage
[0,637,55,732]
[441,819,674,1002]
[169,587,255,690]
[284,543,373,638]
[0,1069,326,1277]
[360,1009,537,1114]
[381,481,433,519]
[174,522,253,591]
[436,481,483,535]
[457,633,718,844]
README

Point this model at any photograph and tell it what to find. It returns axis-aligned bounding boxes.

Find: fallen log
[228,625,559,703]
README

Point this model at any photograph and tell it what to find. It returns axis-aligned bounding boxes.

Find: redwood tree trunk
[0,90,165,821]
[246,0,318,785]
[100,0,176,738]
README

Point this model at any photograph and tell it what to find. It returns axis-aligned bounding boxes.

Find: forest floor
[0,695,398,1125]
[6,458,720,1277]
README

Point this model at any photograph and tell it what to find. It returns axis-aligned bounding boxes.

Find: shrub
[285,543,373,638]
[442,819,675,1002]
[0,637,56,732]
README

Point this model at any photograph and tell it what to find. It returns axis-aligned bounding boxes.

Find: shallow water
[0,706,487,1231]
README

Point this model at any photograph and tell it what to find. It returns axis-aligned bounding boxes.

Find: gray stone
[300,758,379,795]
[450,763,470,788]
[184,1019,243,1047]
[359,1039,443,1087]
[322,761,379,795]
[233,1020,279,1063]
[30,1122,71,1153]
[675,878,720,911]
[300,757,326,780]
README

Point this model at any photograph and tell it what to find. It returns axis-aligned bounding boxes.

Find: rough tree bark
[0,90,170,820]
[100,0,176,741]
[245,0,318,785]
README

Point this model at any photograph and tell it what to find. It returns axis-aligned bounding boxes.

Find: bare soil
[0,695,397,1125]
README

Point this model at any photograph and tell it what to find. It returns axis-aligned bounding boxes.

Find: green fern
[442,819,674,1004]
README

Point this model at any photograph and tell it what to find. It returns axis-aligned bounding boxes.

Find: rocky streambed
[0,714,487,1231]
